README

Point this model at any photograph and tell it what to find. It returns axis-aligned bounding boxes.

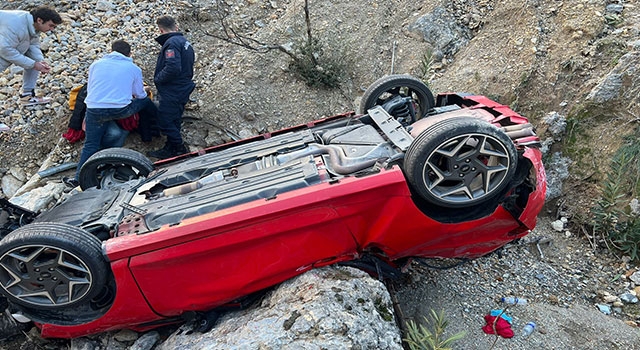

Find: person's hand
[34,61,51,74]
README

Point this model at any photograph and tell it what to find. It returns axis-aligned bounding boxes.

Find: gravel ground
[393,216,640,349]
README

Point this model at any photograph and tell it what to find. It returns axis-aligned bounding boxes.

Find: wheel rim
[373,86,428,120]
[0,245,93,307]
[96,164,141,188]
[422,133,512,205]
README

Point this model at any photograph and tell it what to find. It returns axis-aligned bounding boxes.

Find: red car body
[0,79,545,338]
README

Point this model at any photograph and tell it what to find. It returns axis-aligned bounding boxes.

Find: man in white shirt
[66,40,158,187]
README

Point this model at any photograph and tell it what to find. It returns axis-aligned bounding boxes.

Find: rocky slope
[1,0,640,349]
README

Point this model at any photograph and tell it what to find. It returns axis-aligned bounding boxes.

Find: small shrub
[404,310,465,350]
[419,50,434,86]
[289,37,346,89]
[203,0,347,90]
[604,14,624,27]
[591,128,640,261]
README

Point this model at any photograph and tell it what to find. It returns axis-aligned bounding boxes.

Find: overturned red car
[0,75,545,338]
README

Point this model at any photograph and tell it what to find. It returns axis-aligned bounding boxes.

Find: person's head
[31,6,62,33]
[156,16,178,34]
[111,40,131,57]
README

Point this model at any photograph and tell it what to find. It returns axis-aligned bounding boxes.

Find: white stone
[9,166,26,181]
[9,182,66,213]
[551,219,565,232]
[603,295,619,303]
[158,266,402,350]
[1,174,23,198]
[630,271,640,285]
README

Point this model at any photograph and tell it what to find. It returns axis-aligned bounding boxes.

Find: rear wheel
[359,75,435,124]
[404,117,517,209]
[79,147,154,190]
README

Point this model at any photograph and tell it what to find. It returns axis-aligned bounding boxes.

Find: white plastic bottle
[522,321,536,338]
[501,297,528,305]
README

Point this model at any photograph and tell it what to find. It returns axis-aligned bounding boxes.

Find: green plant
[419,49,434,86]
[404,310,466,350]
[374,297,394,322]
[289,36,346,89]
[591,128,640,260]
[559,115,594,178]
[594,37,627,67]
[604,13,624,27]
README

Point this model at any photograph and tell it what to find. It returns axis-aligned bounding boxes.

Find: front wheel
[404,117,518,209]
[79,147,154,190]
[0,223,109,310]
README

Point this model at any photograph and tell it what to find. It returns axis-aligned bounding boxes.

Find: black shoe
[173,143,188,156]
[139,128,161,142]
[62,176,79,188]
[147,143,174,159]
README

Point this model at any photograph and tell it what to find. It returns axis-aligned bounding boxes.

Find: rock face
[408,7,472,59]
[159,266,402,350]
[586,51,640,104]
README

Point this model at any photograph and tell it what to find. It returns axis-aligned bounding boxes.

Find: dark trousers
[157,96,187,146]
[138,106,160,142]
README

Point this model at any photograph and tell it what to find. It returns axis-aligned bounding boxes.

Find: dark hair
[156,16,177,31]
[31,6,62,25]
[111,40,131,56]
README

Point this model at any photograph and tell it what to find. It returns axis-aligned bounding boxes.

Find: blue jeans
[102,122,129,148]
[75,98,155,179]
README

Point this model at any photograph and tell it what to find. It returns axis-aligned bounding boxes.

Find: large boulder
[158,266,402,349]
[586,50,640,103]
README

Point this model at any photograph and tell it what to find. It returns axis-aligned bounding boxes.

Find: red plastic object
[62,128,85,143]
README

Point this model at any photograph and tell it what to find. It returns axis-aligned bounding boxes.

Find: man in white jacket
[0,5,62,106]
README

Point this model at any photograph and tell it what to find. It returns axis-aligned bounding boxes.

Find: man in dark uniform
[148,15,196,159]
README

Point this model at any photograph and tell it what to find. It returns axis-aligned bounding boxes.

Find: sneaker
[62,176,79,188]
[20,94,52,106]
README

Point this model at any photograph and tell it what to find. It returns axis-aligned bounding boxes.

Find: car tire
[359,74,435,123]
[79,147,154,190]
[0,223,108,311]
[404,117,518,209]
